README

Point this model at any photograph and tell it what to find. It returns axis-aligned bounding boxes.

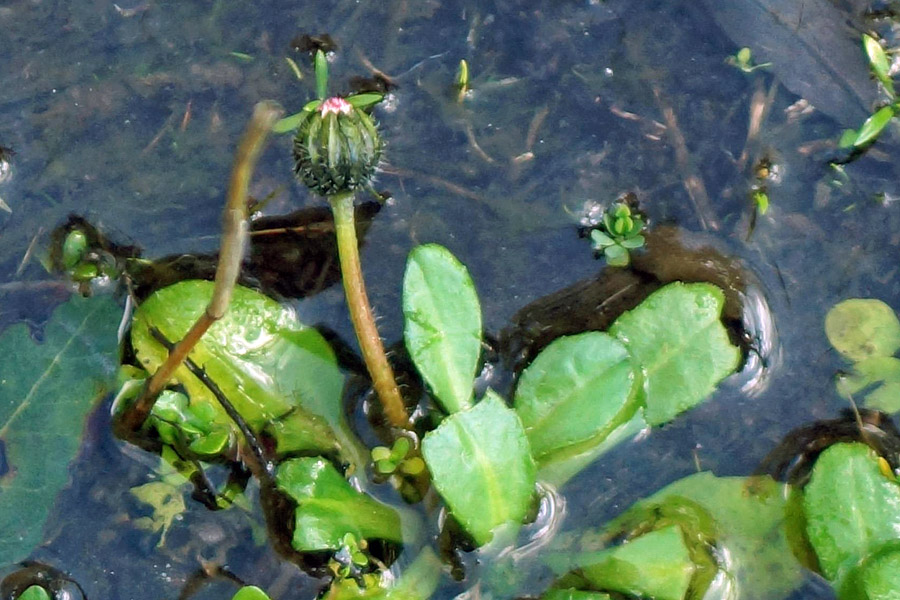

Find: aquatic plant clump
[292,96,383,196]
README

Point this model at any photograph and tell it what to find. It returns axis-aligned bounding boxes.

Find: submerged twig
[118,101,282,434]
[652,86,719,232]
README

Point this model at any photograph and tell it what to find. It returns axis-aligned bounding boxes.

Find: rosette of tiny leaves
[590,202,646,266]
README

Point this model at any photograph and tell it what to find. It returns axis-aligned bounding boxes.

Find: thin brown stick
[118,101,282,434]
[652,86,719,232]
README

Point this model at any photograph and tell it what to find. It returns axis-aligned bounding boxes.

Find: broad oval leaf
[514,332,640,464]
[403,244,482,414]
[803,443,900,582]
[825,298,900,362]
[854,106,896,147]
[275,457,403,552]
[422,391,536,546]
[609,282,740,426]
[0,295,120,565]
[131,280,365,470]
[645,473,801,600]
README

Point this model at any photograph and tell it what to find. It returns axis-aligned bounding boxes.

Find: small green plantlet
[371,436,426,476]
[589,202,646,267]
[753,189,769,215]
[838,34,898,149]
[456,59,470,103]
[284,56,303,81]
[328,532,371,580]
[726,46,771,73]
[863,34,894,95]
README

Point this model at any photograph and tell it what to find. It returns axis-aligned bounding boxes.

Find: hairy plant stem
[329,191,409,429]
[117,101,282,435]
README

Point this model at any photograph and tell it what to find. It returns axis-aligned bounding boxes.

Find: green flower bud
[292,97,382,196]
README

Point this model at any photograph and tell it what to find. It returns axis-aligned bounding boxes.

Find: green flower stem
[329,191,409,429]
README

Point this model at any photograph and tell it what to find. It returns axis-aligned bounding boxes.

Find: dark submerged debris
[290,33,338,55]
[0,563,86,600]
[49,202,381,302]
[699,0,878,127]
[500,225,756,371]
[754,409,900,486]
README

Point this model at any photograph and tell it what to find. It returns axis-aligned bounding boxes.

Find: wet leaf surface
[514,332,639,464]
[578,525,694,600]
[274,457,403,552]
[403,244,482,414]
[609,283,741,426]
[803,442,900,583]
[130,280,366,469]
[422,391,535,546]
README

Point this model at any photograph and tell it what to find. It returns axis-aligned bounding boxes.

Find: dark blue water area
[1,0,898,598]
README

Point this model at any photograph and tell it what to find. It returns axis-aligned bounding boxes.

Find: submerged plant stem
[118,101,282,434]
[329,191,409,429]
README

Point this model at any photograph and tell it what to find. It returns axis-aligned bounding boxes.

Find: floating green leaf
[275,457,403,552]
[0,295,120,565]
[403,244,482,414]
[514,332,640,464]
[130,280,365,470]
[232,586,271,600]
[422,391,535,545]
[804,443,900,583]
[853,106,895,147]
[548,473,799,600]
[609,282,740,426]
[652,473,802,599]
[578,525,694,600]
[837,356,900,413]
[825,299,900,362]
[18,586,51,600]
